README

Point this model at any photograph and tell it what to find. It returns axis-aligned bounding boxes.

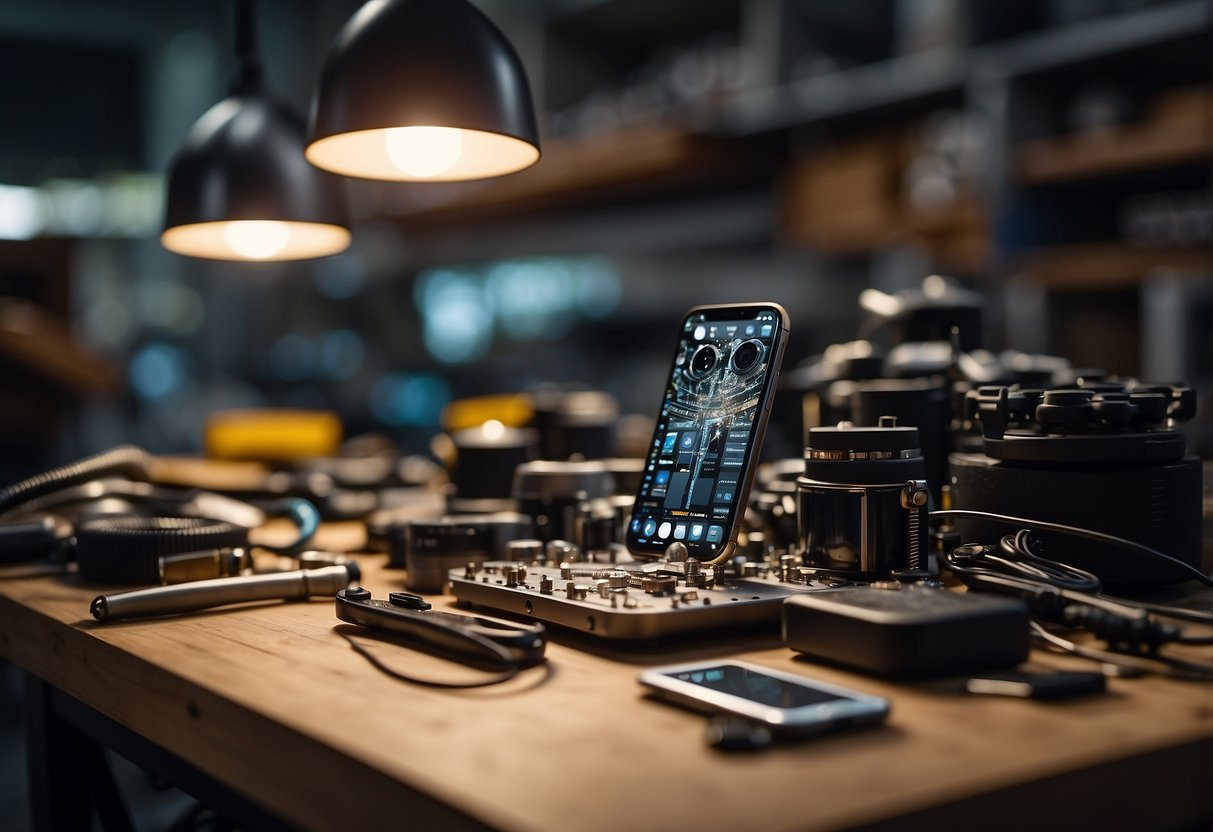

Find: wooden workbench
[1,543,1210,831]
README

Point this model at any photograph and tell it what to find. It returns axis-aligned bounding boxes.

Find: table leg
[24,673,134,832]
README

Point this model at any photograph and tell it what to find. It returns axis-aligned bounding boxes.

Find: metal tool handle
[91,563,358,621]
[335,589,547,667]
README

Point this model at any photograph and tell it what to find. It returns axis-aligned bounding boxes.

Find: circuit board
[449,558,833,639]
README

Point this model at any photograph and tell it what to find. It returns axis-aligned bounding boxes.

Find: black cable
[232,0,262,91]
[1031,622,1213,681]
[1094,595,1213,626]
[337,631,520,689]
[0,446,156,516]
[933,509,1213,587]
[945,544,1213,675]
[992,529,1102,592]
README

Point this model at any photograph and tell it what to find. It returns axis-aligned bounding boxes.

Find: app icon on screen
[706,525,724,543]
[662,433,679,453]
[655,470,670,486]
[657,522,672,539]
[689,524,704,541]
[673,523,687,540]
[642,519,657,537]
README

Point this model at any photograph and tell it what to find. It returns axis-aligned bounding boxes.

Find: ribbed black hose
[0,446,157,515]
[75,516,249,584]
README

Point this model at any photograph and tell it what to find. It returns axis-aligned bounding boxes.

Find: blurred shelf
[712,1,1207,137]
[370,3,1208,226]
[379,126,754,225]
[1015,243,1213,291]
[985,0,1208,78]
[716,47,967,136]
[0,298,117,396]
[1016,86,1212,184]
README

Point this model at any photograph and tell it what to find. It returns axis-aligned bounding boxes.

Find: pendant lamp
[306,0,541,182]
[161,0,351,261]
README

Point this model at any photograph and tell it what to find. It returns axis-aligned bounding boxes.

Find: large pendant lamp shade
[161,1,351,261]
[306,0,541,182]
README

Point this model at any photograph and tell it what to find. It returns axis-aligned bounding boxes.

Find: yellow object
[441,394,534,433]
[205,410,343,461]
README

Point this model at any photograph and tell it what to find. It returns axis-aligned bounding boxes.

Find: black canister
[797,417,929,581]
[511,460,615,543]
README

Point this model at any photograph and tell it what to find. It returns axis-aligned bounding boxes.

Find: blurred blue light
[414,256,621,363]
[130,343,185,400]
[416,269,493,364]
[574,256,621,318]
[371,373,451,427]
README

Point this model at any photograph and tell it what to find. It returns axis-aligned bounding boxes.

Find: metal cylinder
[797,420,929,581]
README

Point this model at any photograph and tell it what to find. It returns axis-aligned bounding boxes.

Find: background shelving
[0,0,1209,468]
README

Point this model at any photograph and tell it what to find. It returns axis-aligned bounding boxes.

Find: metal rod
[91,563,358,622]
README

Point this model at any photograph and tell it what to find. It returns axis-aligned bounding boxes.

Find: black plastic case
[782,587,1030,678]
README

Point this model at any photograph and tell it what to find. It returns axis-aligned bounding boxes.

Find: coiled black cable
[75,516,249,584]
[931,509,1213,587]
[990,529,1102,593]
[0,446,156,515]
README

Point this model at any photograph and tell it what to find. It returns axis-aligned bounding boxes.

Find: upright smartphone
[627,303,789,561]
[639,659,889,735]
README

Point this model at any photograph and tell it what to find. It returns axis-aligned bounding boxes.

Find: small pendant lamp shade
[161,0,351,261]
[161,95,351,261]
[306,0,541,182]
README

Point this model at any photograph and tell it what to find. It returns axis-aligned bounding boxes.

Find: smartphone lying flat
[639,659,889,735]
[627,303,789,561]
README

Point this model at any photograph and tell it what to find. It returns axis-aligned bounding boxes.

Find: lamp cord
[233,0,262,91]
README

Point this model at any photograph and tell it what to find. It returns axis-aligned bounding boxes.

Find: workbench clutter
[0,294,1209,704]
[0,300,1211,832]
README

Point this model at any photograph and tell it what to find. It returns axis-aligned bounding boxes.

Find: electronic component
[797,418,930,581]
[951,383,1201,584]
[512,459,614,542]
[392,512,531,593]
[627,303,789,563]
[450,554,831,639]
[639,659,889,739]
[782,585,1030,677]
[964,670,1106,700]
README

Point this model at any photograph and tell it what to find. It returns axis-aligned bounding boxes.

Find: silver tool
[90,562,360,622]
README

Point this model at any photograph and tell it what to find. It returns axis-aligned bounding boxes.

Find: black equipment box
[782,587,1030,678]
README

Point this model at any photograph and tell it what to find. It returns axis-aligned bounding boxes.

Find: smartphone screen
[664,664,845,708]
[639,660,889,734]
[627,304,788,560]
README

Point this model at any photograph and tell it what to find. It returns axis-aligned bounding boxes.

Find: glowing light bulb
[482,419,505,440]
[384,126,463,178]
[223,221,291,259]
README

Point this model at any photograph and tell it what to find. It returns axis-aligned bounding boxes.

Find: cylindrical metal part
[798,422,929,581]
[91,563,357,621]
[513,460,614,542]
